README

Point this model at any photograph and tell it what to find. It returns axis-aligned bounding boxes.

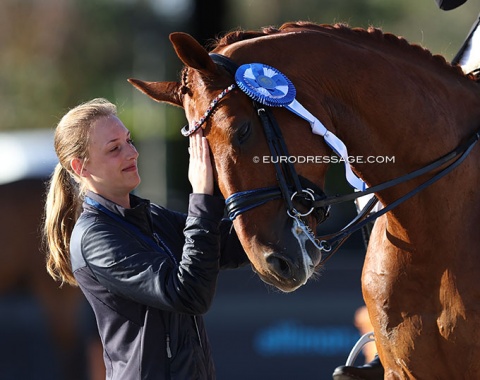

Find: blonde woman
[43,98,247,380]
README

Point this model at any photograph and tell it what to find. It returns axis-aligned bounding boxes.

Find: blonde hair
[44,98,117,286]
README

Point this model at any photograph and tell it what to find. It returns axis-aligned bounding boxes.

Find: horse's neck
[286,29,480,141]
[232,30,480,199]
[317,57,480,186]
[355,78,480,236]
[304,44,480,226]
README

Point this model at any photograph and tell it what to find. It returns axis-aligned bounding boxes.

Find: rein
[183,52,480,263]
[318,128,480,261]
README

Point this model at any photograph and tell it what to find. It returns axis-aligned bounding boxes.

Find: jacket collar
[84,190,153,232]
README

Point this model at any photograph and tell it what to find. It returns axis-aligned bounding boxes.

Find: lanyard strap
[84,196,178,266]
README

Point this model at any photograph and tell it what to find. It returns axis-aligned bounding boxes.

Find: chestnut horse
[129,22,480,379]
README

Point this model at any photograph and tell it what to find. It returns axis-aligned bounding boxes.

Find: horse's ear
[127,79,184,108]
[169,32,217,75]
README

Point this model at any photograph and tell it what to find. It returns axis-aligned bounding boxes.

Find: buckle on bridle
[288,188,316,217]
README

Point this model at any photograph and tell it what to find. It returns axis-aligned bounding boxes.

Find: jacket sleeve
[218,219,250,269]
[79,194,225,315]
[153,197,250,270]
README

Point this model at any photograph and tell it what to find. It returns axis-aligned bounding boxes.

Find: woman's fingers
[188,129,213,195]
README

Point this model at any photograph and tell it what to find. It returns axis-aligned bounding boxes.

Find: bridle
[224,103,331,222]
[181,53,480,263]
[182,54,333,254]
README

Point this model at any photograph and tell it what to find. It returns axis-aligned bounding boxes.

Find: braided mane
[214,21,468,79]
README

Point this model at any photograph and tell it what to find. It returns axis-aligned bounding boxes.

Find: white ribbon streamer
[287,100,366,191]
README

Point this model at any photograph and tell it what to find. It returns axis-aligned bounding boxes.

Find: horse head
[129,32,332,292]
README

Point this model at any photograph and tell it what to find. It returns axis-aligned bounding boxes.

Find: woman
[43,98,247,379]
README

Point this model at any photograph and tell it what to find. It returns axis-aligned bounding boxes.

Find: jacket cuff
[188,194,225,221]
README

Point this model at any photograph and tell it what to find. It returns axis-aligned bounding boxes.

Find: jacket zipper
[166,333,172,358]
[153,232,178,265]
[164,313,172,380]
[193,316,203,349]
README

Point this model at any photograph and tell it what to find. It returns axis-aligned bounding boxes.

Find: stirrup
[345,331,375,366]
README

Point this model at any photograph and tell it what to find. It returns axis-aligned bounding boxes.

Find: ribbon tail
[286,100,326,133]
[286,99,365,191]
[324,132,366,191]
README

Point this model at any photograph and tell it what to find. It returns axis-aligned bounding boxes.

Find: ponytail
[44,164,83,286]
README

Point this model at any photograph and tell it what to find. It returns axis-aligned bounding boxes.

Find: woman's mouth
[123,164,137,172]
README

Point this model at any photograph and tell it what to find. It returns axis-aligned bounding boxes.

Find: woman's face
[81,115,140,205]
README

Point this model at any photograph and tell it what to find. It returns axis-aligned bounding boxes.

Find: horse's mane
[213,21,470,80]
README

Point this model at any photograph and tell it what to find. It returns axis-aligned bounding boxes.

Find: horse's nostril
[266,253,292,279]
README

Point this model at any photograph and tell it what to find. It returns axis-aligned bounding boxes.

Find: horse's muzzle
[264,244,320,292]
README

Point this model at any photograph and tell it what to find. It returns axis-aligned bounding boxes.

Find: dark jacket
[435,0,467,10]
[70,191,247,380]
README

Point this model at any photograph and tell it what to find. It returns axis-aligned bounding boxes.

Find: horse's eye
[237,122,251,144]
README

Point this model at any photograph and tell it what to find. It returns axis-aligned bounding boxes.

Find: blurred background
[0,0,477,379]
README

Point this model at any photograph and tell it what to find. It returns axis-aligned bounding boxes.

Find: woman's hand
[188,129,214,195]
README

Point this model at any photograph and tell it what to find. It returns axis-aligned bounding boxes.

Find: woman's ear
[70,158,87,177]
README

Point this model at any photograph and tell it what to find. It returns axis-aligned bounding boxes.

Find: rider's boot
[332,355,384,380]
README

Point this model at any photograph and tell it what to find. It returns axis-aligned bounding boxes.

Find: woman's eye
[237,123,251,144]
[128,138,135,146]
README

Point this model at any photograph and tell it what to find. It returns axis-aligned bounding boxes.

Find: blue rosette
[235,63,296,107]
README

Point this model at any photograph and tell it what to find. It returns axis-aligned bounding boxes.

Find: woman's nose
[127,143,139,159]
